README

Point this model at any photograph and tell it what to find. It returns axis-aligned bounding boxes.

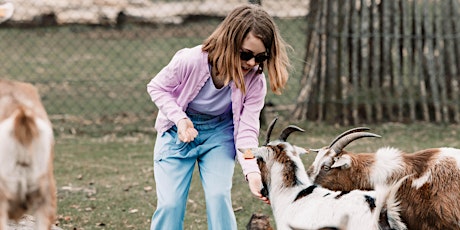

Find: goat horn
[264,117,278,145]
[328,127,371,148]
[330,132,381,155]
[279,125,305,142]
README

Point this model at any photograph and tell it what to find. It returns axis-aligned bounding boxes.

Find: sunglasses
[239,51,269,63]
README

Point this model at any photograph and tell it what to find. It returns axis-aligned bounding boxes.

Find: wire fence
[0,0,308,136]
[3,0,457,136]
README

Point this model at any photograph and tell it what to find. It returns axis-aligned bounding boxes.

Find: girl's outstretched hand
[247,172,270,205]
[177,118,198,142]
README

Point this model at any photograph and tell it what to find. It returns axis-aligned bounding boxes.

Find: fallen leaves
[143,186,153,192]
[128,209,138,214]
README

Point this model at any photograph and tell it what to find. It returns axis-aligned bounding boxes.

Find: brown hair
[202,4,291,95]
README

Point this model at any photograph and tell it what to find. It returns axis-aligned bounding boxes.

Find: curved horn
[328,127,371,148]
[279,125,305,142]
[264,117,278,145]
[330,132,381,155]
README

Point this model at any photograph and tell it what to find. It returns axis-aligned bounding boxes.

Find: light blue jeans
[150,111,237,230]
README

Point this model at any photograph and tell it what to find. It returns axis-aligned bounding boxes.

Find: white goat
[307,127,460,230]
[239,120,406,230]
[0,79,57,229]
[0,2,14,23]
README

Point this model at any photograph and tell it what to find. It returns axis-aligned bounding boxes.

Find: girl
[147,4,290,229]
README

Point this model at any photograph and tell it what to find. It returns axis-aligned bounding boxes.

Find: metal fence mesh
[0,0,308,136]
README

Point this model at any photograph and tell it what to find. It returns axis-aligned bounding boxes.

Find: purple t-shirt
[187,77,232,116]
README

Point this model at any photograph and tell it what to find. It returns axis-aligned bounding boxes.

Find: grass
[53,121,460,229]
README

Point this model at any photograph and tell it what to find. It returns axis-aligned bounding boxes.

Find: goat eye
[322,165,331,171]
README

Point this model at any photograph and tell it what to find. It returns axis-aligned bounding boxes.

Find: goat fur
[0,79,56,229]
[308,142,460,230]
[239,137,406,230]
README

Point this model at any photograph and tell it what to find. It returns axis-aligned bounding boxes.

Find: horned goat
[0,79,57,229]
[307,127,460,230]
[239,119,407,230]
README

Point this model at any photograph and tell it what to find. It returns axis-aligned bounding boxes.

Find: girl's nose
[246,57,257,67]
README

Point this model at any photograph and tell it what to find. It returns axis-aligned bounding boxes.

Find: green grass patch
[53,122,460,229]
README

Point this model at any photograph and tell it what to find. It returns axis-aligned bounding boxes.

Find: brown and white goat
[240,120,407,230]
[0,2,13,23]
[307,127,460,230]
[0,79,57,229]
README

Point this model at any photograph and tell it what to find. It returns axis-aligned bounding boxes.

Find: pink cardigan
[146,45,267,177]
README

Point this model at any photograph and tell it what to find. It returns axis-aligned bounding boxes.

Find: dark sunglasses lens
[240,51,269,63]
[255,55,268,63]
[240,51,253,61]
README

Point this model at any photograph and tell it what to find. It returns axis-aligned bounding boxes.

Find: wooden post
[371,0,382,122]
[445,0,460,122]
[360,0,372,122]
[350,0,360,124]
[414,0,430,121]
[391,0,403,122]
[433,0,449,122]
[339,0,351,125]
[325,0,340,123]
[381,0,394,121]
[294,0,322,120]
[423,0,442,122]
[317,0,328,122]
[402,0,416,122]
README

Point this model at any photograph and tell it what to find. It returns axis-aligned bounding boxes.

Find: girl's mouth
[242,66,251,72]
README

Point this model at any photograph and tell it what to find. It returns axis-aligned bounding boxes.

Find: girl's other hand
[247,172,270,205]
[177,118,198,142]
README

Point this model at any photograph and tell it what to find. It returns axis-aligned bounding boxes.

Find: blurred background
[1,0,460,137]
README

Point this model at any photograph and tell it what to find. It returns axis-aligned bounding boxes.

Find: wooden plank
[433,0,449,122]
[423,0,441,122]
[339,0,351,125]
[317,0,329,122]
[293,0,323,120]
[325,0,340,122]
[391,0,403,122]
[381,0,394,121]
[360,0,372,122]
[448,0,460,122]
[350,0,360,124]
[451,0,460,69]
[370,0,382,122]
[401,0,416,121]
[414,0,430,121]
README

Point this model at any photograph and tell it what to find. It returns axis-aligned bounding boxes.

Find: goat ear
[331,155,351,169]
[294,146,308,155]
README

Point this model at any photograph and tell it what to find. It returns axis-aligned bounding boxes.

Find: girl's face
[239,32,267,75]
